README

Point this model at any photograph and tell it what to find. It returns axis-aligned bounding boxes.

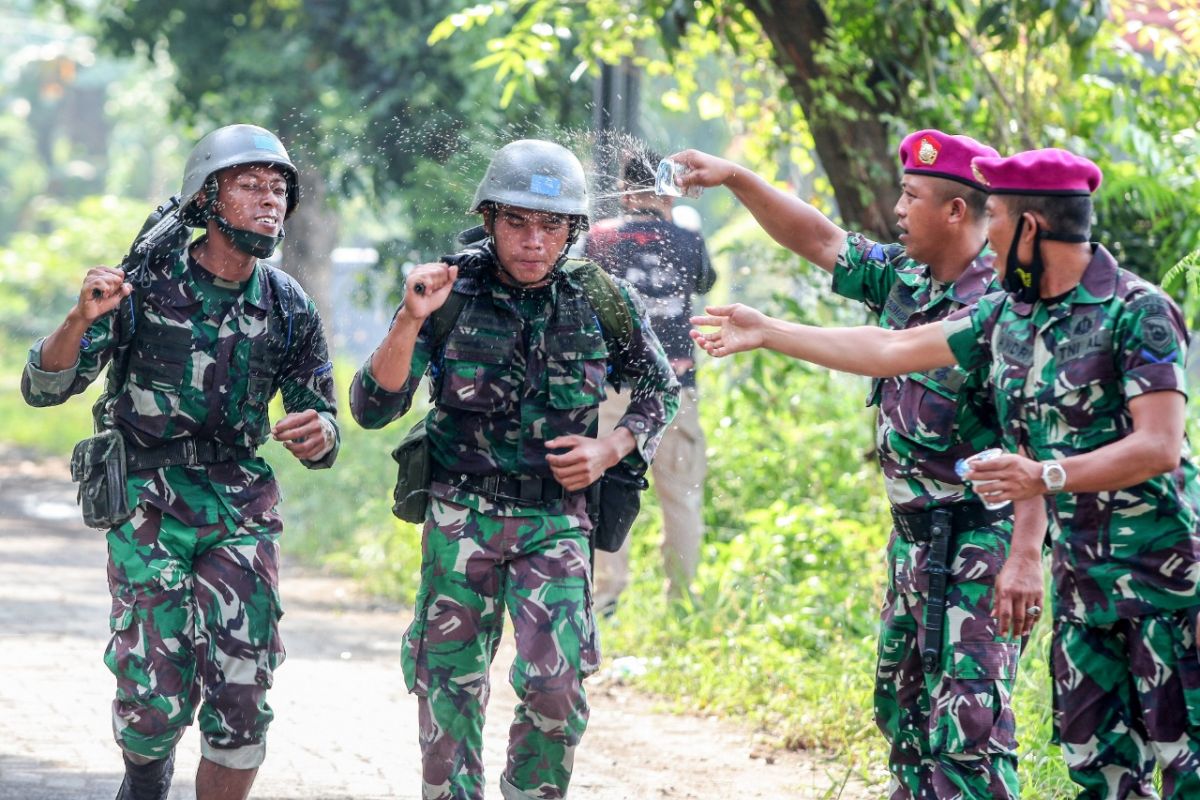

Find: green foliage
[0,194,153,344]
[439,0,1200,283]
[79,0,593,272]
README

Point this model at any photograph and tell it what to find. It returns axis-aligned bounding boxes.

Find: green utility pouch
[69,429,133,530]
[588,465,649,553]
[391,419,432,524]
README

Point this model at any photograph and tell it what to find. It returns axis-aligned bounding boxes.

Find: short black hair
[930,180,988,220]
[1004,194,1093,239]
[621,149,662,189]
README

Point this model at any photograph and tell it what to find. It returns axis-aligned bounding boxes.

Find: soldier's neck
[191,235,258,283]
[1039,243,1093,298]
[927,234,988,284]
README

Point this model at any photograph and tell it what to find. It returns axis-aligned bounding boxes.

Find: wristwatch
[1041,461,1067,493]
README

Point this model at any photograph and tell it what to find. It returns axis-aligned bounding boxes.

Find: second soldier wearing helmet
[349,140,680,800]
[21,124,340,800]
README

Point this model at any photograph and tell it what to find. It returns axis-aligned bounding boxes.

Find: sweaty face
[489,205,572,286]
[213,164,289,237]
[893,174,953,264]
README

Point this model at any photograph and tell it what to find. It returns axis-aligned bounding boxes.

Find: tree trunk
[281,166,338,334]
[743,0,904,242]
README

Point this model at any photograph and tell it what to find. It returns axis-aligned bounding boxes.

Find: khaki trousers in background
[594,386,706,608]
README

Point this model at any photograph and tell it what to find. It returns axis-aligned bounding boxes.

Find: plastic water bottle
[654,159,703,198]
[955,448,1010,510]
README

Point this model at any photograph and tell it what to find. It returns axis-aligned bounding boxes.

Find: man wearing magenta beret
[694,147,1200,798]
[672,133,1049,800]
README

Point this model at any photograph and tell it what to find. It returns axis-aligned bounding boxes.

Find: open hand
[690,303,769,358]
[993,551,1044,638]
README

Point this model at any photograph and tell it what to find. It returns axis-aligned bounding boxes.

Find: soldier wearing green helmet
[21,123,339,800]
[350,139,679,800]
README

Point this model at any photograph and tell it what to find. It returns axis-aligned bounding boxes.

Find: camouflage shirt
[944,245,1200,625]
[833,231,1004,513]
[349,252,679,510]
[22,252,340,524]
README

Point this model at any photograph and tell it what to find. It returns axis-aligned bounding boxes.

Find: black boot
[115,749,175,800]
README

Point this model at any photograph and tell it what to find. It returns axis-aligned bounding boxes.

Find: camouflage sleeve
[830,231,907,312]
[348,305,434,429]
[20,312,120,407]
[1116,290,1189,400]
[943,292,1003,379]
[611,280,681,466]
[279,301,340,469]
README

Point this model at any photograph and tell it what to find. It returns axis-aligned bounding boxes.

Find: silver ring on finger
[1025,605,1041,616]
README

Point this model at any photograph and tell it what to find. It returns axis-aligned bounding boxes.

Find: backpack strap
[560,258,636,369]
[92,291,142,432]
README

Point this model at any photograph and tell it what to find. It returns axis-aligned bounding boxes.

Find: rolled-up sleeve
[612,280,680,466]
[349,307,433,430]
[279,303,341,469]
[21,313,120,407]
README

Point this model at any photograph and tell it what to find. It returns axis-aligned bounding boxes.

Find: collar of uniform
[943,249,999,306]
[240,263,269,312]
[1069,244,1117,304]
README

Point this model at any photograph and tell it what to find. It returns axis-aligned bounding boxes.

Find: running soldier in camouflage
[350,139,678,800]
[673,132,1047,800]
[692,147,1200,799]
[21,124,339,800]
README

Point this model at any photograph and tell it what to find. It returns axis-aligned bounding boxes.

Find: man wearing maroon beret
[672,133,1047,800]
[693,147,1200,798]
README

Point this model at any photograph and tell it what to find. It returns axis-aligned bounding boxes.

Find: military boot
[114,749,175,800]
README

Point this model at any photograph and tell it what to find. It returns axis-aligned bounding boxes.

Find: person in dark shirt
[585,148,717,611]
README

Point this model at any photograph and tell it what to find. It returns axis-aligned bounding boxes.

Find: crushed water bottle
[954,448,1010,510]
[655,158,703,198]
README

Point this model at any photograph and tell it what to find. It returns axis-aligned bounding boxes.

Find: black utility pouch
[69,429,133,529]
[391,419,432,524]
[589,465,649,553]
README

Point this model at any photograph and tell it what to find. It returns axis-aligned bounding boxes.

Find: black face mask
[1003,215,1088,304]
[214,214,285,259]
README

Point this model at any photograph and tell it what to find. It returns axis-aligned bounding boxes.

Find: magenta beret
[970,148,1103,196]
[898,129,999,191]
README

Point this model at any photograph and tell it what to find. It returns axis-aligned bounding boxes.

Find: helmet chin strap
[213,214,285,259]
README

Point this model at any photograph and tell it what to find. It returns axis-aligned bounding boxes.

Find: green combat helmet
[471,139,590,228]
[180,123,299,258]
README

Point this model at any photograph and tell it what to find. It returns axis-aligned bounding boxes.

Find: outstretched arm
[690,303,957,377]
[670,149,847,272]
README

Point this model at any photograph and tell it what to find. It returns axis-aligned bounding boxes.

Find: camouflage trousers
[875,524,1021,800]
[1051,608,1200,799]
[105,501,285,770]
[401,492,601,800]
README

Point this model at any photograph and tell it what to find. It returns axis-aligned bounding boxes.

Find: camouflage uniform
[834,232,1021,799]
[944,244,1200,799]
[349,248,678,800]
[22,252,339,769]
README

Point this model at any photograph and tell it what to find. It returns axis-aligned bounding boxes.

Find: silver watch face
[1043,462,1066,491]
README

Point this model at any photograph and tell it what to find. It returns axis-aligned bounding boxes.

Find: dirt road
[0,449,868,799]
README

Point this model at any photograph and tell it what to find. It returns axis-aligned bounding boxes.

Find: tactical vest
[428,254,636,389]
[94,263,311,444]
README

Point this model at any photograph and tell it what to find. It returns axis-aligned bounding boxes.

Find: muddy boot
[115,749,175,800]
